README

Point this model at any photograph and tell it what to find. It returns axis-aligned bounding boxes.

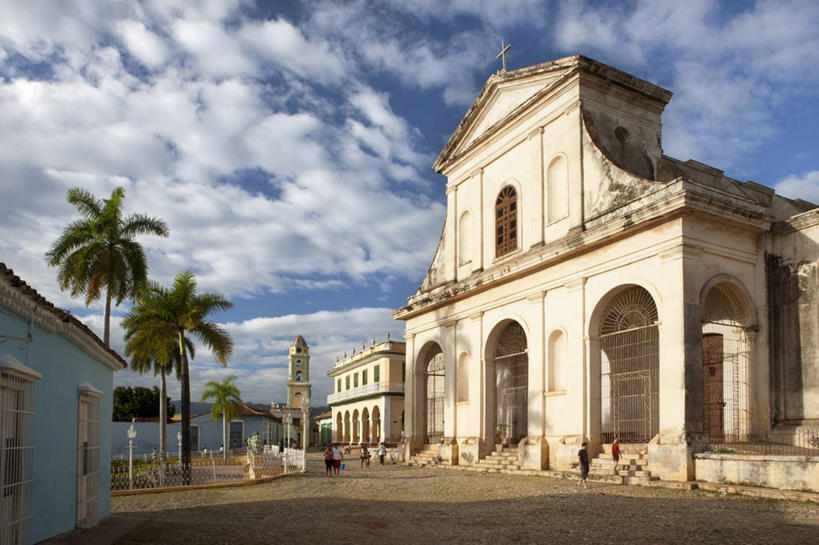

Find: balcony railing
[327,381,405,405]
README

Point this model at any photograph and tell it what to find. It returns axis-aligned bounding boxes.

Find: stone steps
[474,447,520,471]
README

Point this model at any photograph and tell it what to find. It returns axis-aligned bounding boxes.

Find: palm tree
[201,375,242,464]
[46,186,169,346]
[120,271,233,482]
[123,285,192,459]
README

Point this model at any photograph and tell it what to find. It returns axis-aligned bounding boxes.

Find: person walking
[377,442,386,465]
[577,442,589,489]
[610,438,621,476]
[323,446,333,476]
[330,443,344,477]
[360,445,371,469]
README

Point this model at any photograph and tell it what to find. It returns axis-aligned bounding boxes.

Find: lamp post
[176,431,182,461]
[127,423,137,490]
[283,413,292,474]
[301,397,310,473]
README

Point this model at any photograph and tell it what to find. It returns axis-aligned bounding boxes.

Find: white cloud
[100,306,400,404]
[115,19,171,68]
[552,0,819,171]
[775,170,819,205]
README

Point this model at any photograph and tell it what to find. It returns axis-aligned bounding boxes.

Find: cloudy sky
[2,0,818,405]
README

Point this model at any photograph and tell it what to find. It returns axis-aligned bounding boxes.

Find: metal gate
[425,351,445,443]
[495,322,528,446]
[701,323,750,443]
[600,287,659,444]
[702,333,725,438]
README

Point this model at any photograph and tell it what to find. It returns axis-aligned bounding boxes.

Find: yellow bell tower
[287,335,311,409]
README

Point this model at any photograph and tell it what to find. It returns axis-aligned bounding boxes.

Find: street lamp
[283,413,292,474]
[127,423,137,490]
[301,397,310,473]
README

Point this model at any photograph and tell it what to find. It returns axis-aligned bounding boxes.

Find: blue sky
[1,0,818,405]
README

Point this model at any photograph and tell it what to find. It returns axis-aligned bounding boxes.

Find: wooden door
[702,334,724,439]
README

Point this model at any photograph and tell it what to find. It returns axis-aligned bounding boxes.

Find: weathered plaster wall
[694,452,819,492]
[769,212,819,422]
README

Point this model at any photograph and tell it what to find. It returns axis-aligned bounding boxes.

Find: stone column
[648,243,704,481]
[382,395,391,442]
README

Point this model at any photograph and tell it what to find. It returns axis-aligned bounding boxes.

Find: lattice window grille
[0,361,39,545]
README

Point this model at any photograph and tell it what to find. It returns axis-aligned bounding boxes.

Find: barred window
[0,355,40,545]
[495,186,518,258]
[362,370,368,386]
[373,364,380,383]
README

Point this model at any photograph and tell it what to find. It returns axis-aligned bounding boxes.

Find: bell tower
[287,335,311,409]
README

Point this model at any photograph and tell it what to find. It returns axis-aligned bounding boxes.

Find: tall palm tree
[201,375,242,464]
[123,285,192,459]
[46,186,169,346]
[120,271,233,482]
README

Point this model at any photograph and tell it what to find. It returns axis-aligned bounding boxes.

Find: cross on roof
[496,41,511,72]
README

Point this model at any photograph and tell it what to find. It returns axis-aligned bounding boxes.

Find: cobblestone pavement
[111,454,819,545]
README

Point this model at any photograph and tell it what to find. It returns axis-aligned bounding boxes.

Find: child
[577,442,589,489]
[611,438,621,476]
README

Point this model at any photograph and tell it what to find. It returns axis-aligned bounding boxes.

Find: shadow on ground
[111,469,819,545]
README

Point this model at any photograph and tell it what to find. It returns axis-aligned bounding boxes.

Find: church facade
[394,55,819,483]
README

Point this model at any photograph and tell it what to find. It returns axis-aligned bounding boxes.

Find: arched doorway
[599,286,659,443]
[372,406,381,442]
[424,347,445,443]
[493,322,528,446]
[362,408,370,444]
[701,280,753,442]
[352,410,360,443]
[335,412,343,442]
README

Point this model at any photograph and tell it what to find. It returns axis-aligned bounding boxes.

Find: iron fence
[110,446,304,491]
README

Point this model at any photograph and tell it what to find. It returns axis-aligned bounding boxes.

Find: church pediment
[434,57,579,173]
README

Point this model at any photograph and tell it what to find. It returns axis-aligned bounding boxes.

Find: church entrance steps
[589,443,657,482]
[474,447,521,471]
[408,444,448,467]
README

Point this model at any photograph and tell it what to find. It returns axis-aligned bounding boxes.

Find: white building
[394,56,819,488]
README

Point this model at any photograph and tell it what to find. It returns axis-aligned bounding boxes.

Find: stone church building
[393,55,819,485]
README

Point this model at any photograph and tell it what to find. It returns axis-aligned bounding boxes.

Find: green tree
[113,386,175,422]
[123,290,191,458]
[201,375,242,464]
[45,186,169,346]
[120,271,233,481]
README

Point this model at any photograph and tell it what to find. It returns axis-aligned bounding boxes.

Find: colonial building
[393,55,819,487]
[0,262,126,543]
[327,335,406,445]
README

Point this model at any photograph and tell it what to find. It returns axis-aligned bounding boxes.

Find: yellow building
[327,335,406,445]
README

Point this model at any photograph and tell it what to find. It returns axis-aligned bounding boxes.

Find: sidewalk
[38,516,144,545]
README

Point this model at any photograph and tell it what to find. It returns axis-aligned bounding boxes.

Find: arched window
[295,371,303,381]
[457,352,470,402]
[548,330,567,391]
[547,155,568,222]
[458,210,472,265]
[495,186,517,258]
[599,286,659,443]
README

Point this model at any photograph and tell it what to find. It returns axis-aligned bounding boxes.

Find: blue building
[0,263,126,544]
[111,403,282,456]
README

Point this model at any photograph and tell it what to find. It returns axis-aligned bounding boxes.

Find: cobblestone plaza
[107,455,819,545]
